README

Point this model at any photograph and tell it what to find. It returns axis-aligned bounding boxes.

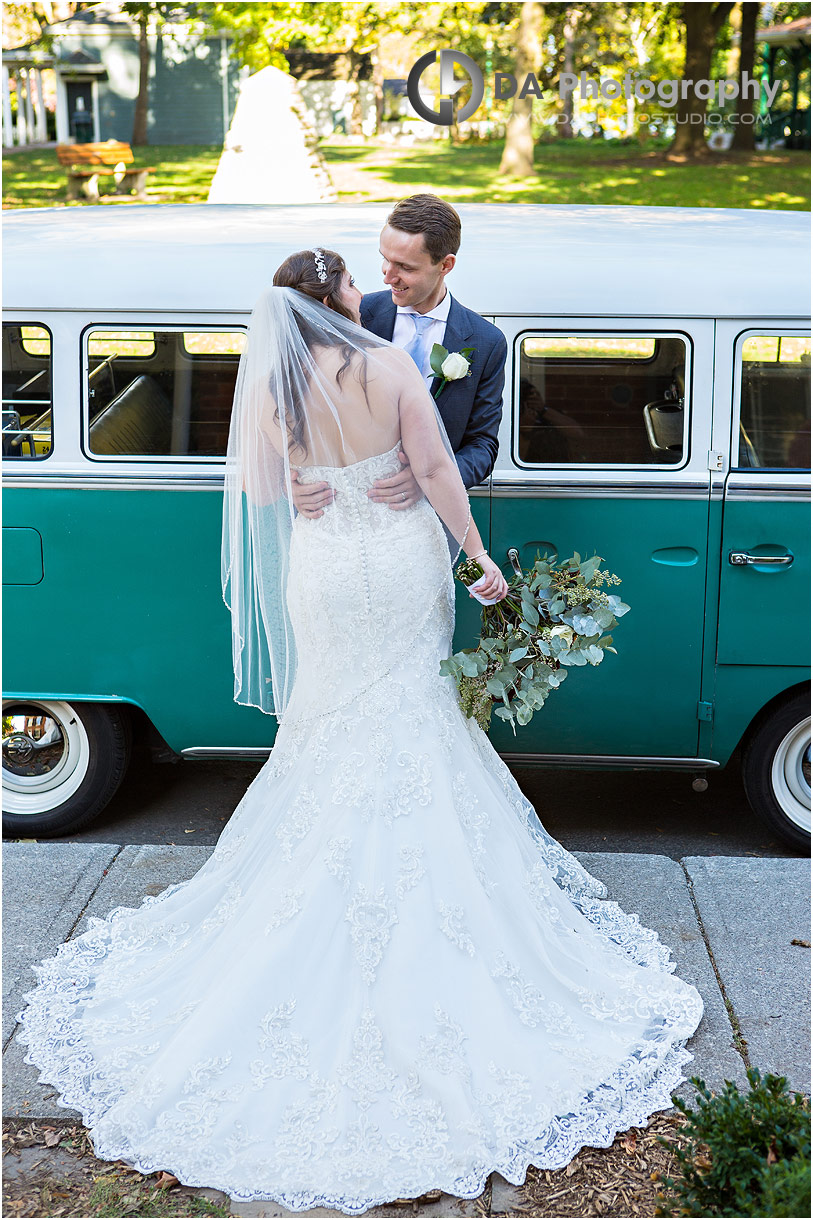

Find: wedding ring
[401,492,407,501]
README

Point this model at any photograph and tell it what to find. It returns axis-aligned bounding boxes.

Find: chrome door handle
[729,551,793,566]
[507,547,523,576]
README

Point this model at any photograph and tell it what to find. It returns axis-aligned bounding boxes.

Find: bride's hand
[471,555,509,601]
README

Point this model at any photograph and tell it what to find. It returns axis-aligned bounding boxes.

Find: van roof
[3,203,809,319]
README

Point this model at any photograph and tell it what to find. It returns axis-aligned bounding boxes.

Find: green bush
[655,1067,811,1217]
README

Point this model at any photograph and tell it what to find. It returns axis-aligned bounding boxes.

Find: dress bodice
[291,441,409,535]
[291,441,403,494]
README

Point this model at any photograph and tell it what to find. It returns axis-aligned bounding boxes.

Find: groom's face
[379,225,455,314]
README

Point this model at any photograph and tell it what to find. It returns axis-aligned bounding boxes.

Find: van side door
[488,317,715,762]
[714,323,810,670]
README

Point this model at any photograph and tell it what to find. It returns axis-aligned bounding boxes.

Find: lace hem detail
[15,872,702,1215]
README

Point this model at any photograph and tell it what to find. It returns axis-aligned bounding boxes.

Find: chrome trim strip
[2,473,491,495]
[726,481,810,500]
[500,753,721,769]
[3,474,226,490]
[491,479,708,499]
[181,747,721,768]
[182,747,272,759]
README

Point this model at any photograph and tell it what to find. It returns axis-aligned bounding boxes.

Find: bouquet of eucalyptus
[440,551,630,734]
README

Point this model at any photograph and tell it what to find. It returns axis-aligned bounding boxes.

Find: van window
[2,324,52,460]
[737,334,811,470]
[516,333,688,466]
[85,327,246,458]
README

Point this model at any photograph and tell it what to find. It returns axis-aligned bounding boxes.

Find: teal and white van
[2,204,810,848]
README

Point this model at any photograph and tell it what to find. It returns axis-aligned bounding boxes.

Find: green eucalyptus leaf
[607,595,631,617]
[460,653,482,677]
[559,650,587,666]
[593,606,615,629]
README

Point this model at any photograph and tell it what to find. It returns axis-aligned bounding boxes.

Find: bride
[16,248,704,1215]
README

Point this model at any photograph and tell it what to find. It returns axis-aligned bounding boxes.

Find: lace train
[16,447,704,1214]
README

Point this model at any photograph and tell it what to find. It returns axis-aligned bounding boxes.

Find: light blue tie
[403,313,434,374]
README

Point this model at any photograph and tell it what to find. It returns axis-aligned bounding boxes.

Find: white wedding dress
[17,442,704,1215]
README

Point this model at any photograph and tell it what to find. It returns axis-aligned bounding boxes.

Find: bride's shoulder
[371,345,420,378]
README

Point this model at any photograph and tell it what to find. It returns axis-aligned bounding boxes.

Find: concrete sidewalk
[2,844,810,1215]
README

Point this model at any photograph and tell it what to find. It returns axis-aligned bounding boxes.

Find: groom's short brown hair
[386,194,461,263]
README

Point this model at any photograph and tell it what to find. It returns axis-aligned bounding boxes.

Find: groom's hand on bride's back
[368,451,423,510]
[290,470,335,519]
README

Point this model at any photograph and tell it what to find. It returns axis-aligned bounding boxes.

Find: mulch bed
[517,1114,690,1216]
[3,1114,691,1217]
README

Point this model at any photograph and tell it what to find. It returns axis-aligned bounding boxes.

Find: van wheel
[2,700,131,838]
[742,692,811,851]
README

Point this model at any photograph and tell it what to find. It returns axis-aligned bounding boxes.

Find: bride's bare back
[261,345,407,470]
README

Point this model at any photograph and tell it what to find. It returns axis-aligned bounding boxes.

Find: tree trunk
[670,2,735,157]
[499,0,543,176]
[347,52,364,137]
[559,6,581,139]
[731,1,758,150]
[132,14,150,146]
[371,46,384,136]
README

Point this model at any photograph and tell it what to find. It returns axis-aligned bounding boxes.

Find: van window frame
[2,319,54,463]
[731,326,811,474]
[80,321,247,464]
[510,327,694,473]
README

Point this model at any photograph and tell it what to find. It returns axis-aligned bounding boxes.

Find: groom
[293,194,507,517]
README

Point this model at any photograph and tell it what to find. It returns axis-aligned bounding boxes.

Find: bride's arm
[393,350,508,600]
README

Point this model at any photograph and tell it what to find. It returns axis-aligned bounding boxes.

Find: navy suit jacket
[360,291,507,490]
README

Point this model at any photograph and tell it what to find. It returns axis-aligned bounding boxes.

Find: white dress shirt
[391,290,452,389]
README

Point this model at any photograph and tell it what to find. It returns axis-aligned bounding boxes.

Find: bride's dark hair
[273,248,355,322]
[272,248,374,456]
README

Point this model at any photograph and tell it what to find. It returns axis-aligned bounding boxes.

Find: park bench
[56,141,155,202]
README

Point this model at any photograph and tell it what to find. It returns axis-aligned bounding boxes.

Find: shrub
[654,1067,811,1217]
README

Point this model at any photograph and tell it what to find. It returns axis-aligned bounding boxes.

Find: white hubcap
[2,700,91,816]
[771,716,811,834]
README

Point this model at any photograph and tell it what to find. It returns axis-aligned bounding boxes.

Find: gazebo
[757,14,811,150]
[2,44,109,148]
[2,46,53,147]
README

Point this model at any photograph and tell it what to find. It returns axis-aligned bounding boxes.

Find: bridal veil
[220,285,472,723]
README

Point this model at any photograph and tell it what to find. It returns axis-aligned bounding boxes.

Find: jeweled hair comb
[312,248,328,283]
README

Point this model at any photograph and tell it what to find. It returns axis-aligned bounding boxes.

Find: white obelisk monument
[208,66,335,204]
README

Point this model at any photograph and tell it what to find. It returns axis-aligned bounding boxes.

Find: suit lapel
[431,296,475,401]
[364,294,397,340]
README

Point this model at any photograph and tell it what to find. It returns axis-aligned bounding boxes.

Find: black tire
[742,691,811,852]
[2,700,132,838]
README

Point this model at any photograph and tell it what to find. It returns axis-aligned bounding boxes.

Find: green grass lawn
[321,136,810,210]
[3,136,809,211]
[2,144,222,209]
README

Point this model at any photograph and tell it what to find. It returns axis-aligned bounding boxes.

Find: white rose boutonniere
[429,343,474,400]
